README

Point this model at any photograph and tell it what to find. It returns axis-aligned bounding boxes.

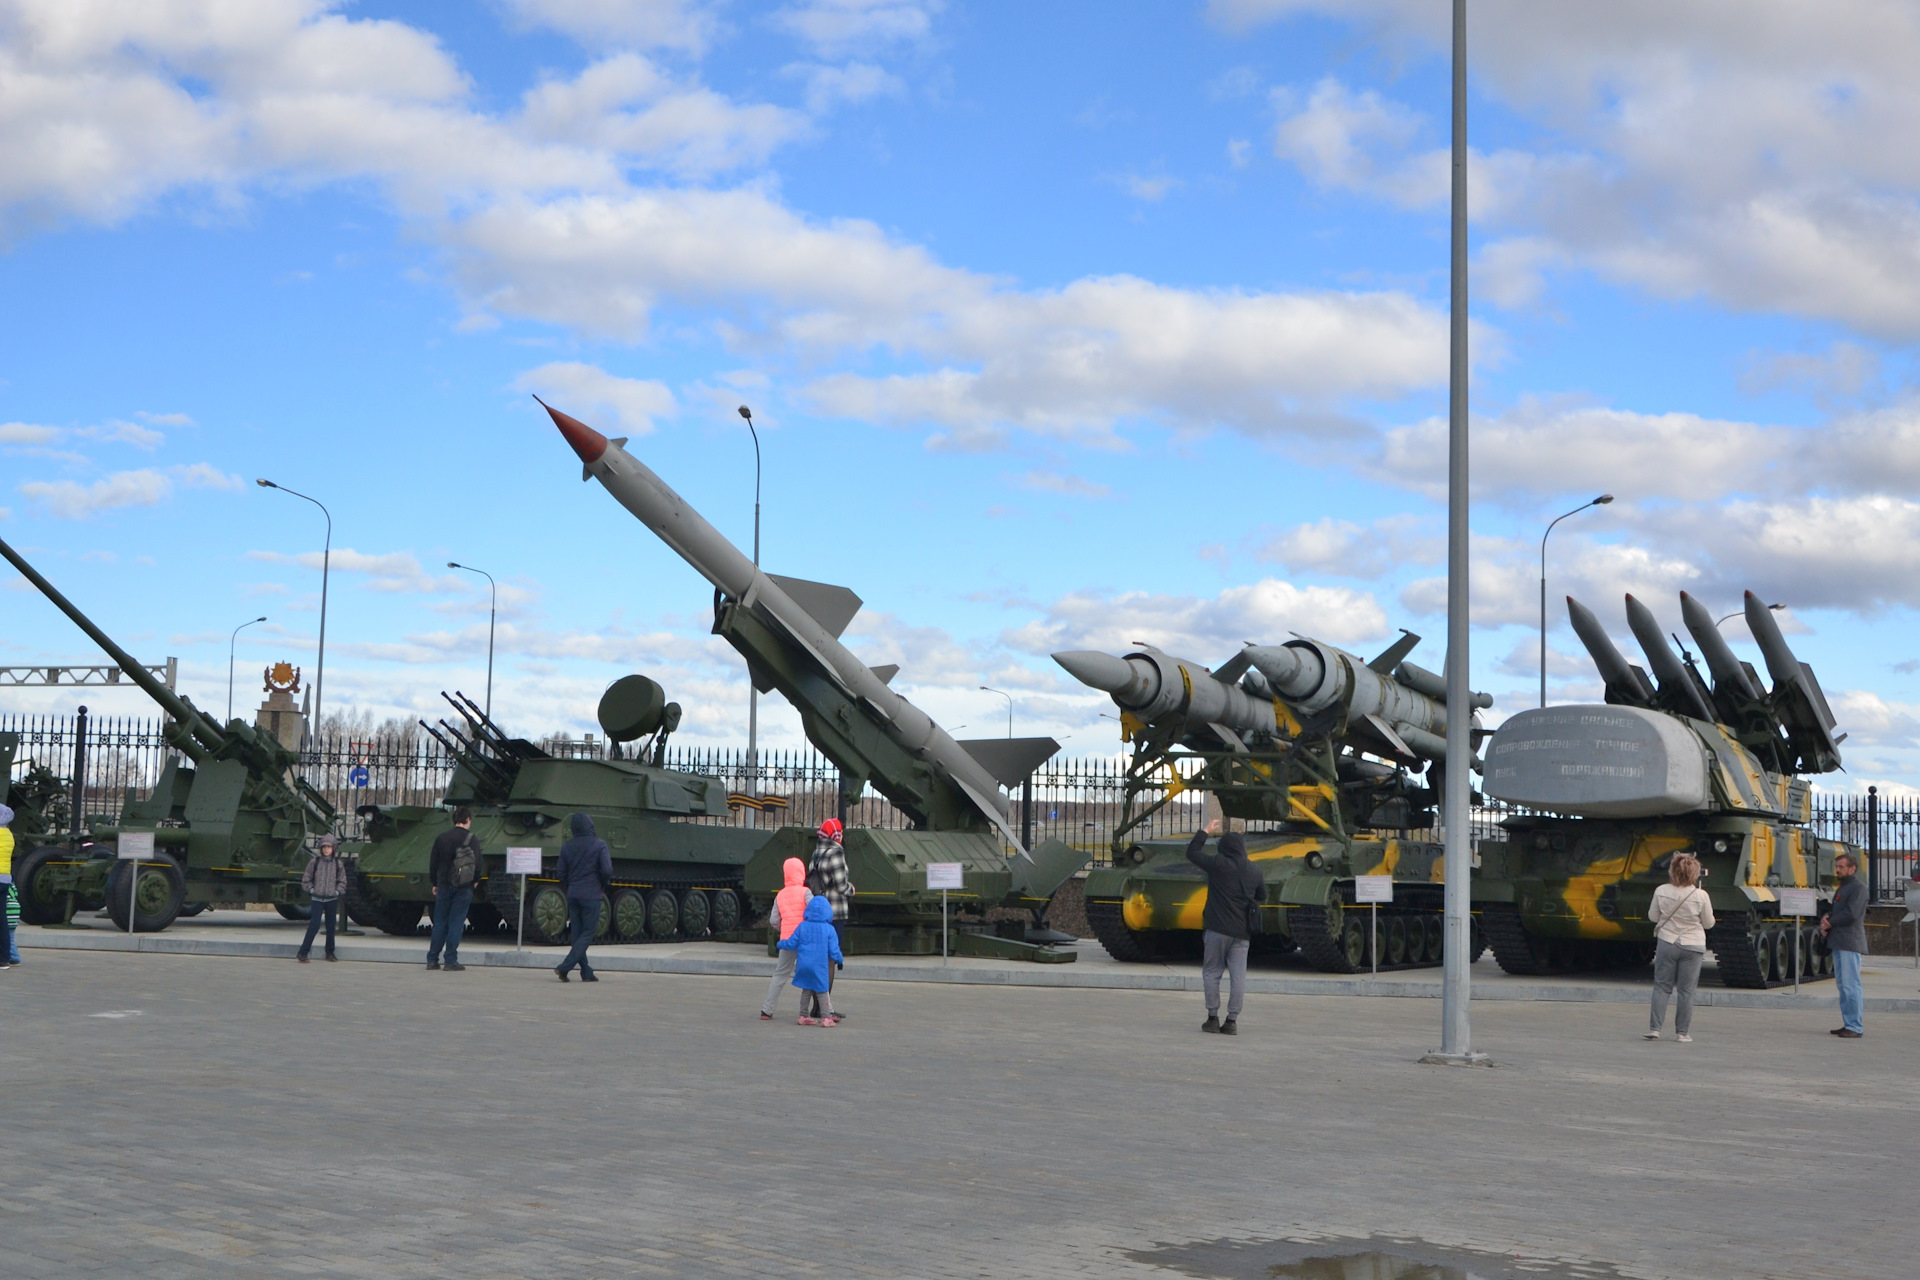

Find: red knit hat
[817,818,844,842]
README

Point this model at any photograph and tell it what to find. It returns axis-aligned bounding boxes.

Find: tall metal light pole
[228,615,267,722]
[257,479,331,749]
[738,405,762,815]
[1718,603,1782,627]
[1539,494,1613,707]
[1432,0,1487,1066]
[979,686,1013,737]
[447,562,497,719]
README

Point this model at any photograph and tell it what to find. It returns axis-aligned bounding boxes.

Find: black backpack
[449,831,482,889]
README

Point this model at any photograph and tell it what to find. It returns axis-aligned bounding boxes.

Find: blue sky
[3,0,1920,791]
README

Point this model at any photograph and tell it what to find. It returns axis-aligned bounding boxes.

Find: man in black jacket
[426,808,479,972]
[1822,851,1868,1037]
[1187,816,1265,1035]
[554,812,612,983]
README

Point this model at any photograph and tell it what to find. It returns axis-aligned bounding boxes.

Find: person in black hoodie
[554,812,612,983]
[1187,817,1265,1035]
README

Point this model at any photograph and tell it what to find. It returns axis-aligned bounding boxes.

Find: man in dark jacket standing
[1188,817,1265,1035]
[1822,851,1868,1038]
[427,807,480,972]
[554,812,612,983]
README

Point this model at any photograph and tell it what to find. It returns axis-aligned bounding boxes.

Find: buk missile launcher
[0,535,337,931]
[543,399,1088,961]
[1058,630,1492,973]
[1474,590,1851,987]
[348,678,774,943]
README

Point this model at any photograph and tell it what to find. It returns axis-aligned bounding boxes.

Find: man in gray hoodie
[554,812,612,983]
[1187,817,1266,1035]
[1822,851,1868,1038]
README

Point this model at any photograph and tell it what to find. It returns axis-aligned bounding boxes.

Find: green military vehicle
[1056,631,1490,972]
[1473,591,1848,988]
[349,677,775,944]
[0,535,336,931]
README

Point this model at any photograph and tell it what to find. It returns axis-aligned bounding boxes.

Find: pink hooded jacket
[772,857,810,941]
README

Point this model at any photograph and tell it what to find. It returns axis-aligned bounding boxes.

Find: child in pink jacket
[760,858,811,1020]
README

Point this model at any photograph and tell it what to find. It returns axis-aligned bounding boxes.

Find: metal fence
[6,711,1917,894]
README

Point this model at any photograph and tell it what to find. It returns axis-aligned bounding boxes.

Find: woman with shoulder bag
[1646,853,1715,1043]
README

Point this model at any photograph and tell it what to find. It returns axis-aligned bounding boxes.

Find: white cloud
[0,422,60,445]
[512,361,677,436]
[1005,578,1390,660]
[247,547,470,595]
[498,0,719,53]
[1119,173,1180,203]
[775,0,942,57]
[1256,513,1441,579]
[1738,341,1882,403]
[787,61,903,113]
[1016,470,1110,500]
[17,463,241,518]
[75,419,165,448]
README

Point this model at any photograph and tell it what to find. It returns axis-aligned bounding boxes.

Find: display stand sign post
[927,862,963,963]
[116,832,154,936]
[1903,876,1920,971]
[1355,875,1394,978]
[1779,887,1819,995]
[506,848,542,951]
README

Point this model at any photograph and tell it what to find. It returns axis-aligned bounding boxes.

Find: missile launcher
[1058,630,1492,974]
[1474,591,1853,987]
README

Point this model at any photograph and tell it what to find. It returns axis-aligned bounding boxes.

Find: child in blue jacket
[778,895,845,1025]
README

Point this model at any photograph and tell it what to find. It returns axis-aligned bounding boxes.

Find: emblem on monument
[264,662,301,695]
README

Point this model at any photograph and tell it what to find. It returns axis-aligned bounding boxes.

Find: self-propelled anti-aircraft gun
[1057,629,1491,972]
[0,535,336,931]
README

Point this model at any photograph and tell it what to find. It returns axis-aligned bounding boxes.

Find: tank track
[1288,904,1452,975]
[1707,915,1832,990]
[1085,897,1197,962]
[482,872,748,945]
[1481,904,1551,976]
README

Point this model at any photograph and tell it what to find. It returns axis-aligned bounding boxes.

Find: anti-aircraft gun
[1056,630,1491,973]
[349,677,774,944]
[0,535,337,931]
[1474,590,1851,988]
[544,399,1089,962]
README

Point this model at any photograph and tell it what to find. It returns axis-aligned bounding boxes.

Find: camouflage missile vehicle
[1473,590,1849,988]
[348,677,775,944]
[1057,630,1490,973]
[0,536,336,931]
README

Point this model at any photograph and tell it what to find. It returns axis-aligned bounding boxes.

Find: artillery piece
[1474,590,1851,987]
[1057,630,1491,972]
[0,535,336,931]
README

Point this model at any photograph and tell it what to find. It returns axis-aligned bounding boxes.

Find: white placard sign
[505,847,542,875]
[1777,887,1819,917]
[117,832,155,861]
[1354,875,1394,904]
[926,862,964,891]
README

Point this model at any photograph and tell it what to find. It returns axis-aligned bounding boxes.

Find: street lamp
[738,405,763,814]
[1539,493,1614,707]
[228,616,267,722]
[256,479,331,747]
[979,686,1013,737]
[447,562,496,719]
[1718,602,1783,628]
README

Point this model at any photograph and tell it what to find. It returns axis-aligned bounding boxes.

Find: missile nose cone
[1053,650,1133,695]
[535,395,608,465]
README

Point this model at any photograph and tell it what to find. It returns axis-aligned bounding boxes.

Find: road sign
[1355,875,1394,903]
[348,765,370,788]
[926,863,963,890]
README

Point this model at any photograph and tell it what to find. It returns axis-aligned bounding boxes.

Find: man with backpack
[427,807,482,972]
[1187,817,1266,1036]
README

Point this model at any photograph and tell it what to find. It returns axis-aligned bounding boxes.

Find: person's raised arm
[1186,817,1222,871]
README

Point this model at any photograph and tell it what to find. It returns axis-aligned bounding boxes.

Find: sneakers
[554,966,569,982]
[822,1015,841,1027]
[324,954,337,962]
[1676,1034,1693,1043]
[444,962,466,972]
[297,956,311,964]
[1833,1028,1863,1039]
[797,1015,820,1025]
[426,961,442,971]
[1202,1015,1220,1034]
[1643,1031,1661,1040]
[759,1011,773,1020]
[1220,1019,1238,1036]
[580,972,598,982]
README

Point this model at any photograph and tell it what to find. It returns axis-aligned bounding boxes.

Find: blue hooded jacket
[555,813,612,902]
[778,894,844,991]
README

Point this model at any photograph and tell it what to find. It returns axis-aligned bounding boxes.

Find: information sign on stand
[1779,887,1818,994]
[117,833,154,937]
[1355,876,1393,977]
[506,848,542,950]
[927,863,963,963]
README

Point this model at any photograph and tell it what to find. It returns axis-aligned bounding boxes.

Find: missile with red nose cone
[539,397,1037,854]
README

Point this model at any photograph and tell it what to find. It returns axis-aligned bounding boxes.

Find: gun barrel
[0,534,224,753]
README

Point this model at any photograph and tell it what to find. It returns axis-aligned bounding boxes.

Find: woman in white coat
[1646,853,1715,1043]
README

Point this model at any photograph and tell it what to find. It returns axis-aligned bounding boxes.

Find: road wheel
[709,888,742,934]
[106,852,186,933]
[646,888,678,939]
[275,902,311,922]
[612,888,647,940]
[16,845,74,925]
[1341,917,1369,968]
[593,893,614,940]
[527,885,571,944]
[1385,916,1408,965]
[680,889,711,939]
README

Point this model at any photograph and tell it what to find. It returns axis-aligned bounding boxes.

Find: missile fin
[1210,649,1253,684]
[1208,723,1250,754]
[1367,629,1421,674]
[868,664,900,686]
[1361,713,1416,760]
[950,772,1035,861]
[767,574,863,639]
[956,736,1061,788]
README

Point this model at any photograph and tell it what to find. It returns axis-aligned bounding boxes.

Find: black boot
[1202,1015,1220,1033]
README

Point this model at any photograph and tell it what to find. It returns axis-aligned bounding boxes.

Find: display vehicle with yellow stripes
[1056,629,1490,973]
[1473,590,1851,988]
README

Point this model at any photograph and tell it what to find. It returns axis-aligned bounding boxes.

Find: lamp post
[738,405,762,817]
[1718,603,1783,628]
[447,562,497,719]
[256,480,331,748]
[228,616,267,723]
[979,686,1013,737]
[1539,494,1614,707]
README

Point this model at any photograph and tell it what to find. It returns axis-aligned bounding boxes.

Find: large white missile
[542,399,1032,853]
[1053,645,1278,747]
[1243,638,1488,764]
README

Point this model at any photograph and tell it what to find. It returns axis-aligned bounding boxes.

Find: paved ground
[2,948,1912,1279]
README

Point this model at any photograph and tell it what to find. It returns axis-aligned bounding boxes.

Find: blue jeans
[3,879,15,964]
[1834,947,1864,1033]
[298,899,338,959]
[427,887,473,964]
[558,896,600,976]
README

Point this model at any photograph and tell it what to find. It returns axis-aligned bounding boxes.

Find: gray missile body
[1623,593,1714,721]
[544,400,1032,853]
[1678,591,1760,701]
[1053,646,1278,746]
[1566,595,1655,706]
[1244,639,1486,765]
[1744,590,1842,772]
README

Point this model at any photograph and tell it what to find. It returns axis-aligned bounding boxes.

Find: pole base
[1418,1051,1497,1068]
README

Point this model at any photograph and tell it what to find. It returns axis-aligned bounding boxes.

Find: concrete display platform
[2,948,1911,1279]
[20,912,1920,1011]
